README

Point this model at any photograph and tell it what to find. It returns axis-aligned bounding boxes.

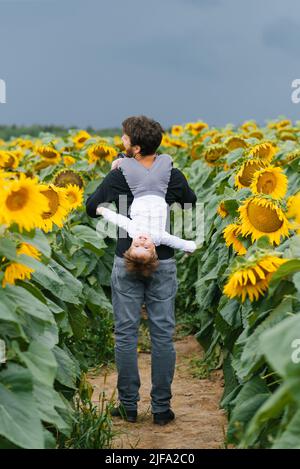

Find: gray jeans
[110,255,178,413]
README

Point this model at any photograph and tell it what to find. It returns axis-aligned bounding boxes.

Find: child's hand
[111,158,122,170]
[96,206,104,216]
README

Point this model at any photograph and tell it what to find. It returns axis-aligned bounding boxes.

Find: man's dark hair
[122,115,165,156]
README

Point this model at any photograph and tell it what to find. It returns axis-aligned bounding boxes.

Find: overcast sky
[0,0,300,129]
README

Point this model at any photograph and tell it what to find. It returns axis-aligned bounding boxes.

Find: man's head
[121,115,164,158]
[124,233,159,277]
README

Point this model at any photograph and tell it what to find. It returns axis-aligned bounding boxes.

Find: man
[86,115,197,426]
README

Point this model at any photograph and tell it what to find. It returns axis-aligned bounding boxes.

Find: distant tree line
[0,125,122,140]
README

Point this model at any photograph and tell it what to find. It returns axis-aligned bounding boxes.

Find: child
[96,153,197,276]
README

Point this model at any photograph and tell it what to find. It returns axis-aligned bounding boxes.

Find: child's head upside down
[123,232,159,277]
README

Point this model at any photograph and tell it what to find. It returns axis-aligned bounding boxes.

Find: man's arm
[166,168,197,208]
[86,171,121,218]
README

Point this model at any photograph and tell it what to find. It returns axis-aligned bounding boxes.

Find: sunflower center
[6,187,29,211]
[247,202,283,233]
[252,146,271,160]
[256,172,277,194]
[41,188,59,219]
[54,171,83,188]
[94,148,109,158]
[4,154,15,168]
[205,153,218,162]
[227,138,247,151]
[205,147,227,162]
[249,131,263,139]
[35,160,52,171]
[42,150,57,159]
[239,161,264,186]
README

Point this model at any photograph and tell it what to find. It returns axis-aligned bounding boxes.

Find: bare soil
[89,335,227,449]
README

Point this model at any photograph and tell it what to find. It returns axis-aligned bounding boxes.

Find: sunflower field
[0,118,300,449]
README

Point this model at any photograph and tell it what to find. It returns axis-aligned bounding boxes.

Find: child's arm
[96,206,133,234]
[159,231,197,253]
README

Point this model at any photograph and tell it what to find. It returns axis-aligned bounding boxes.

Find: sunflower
[53,169,84,189]
[87,143,117,164]
[0,173,49,232]
[64,184,84,210]
[278,150,300,166]
[34,160,55,171]
[160,134,173,147]
[285,150,300,162]
[39,184,71,232]
[184,122,193,132]
[18,242,41,260]
[9,149,24,163]
[171,125,184,136]
[2,242,41,287]
[184,121,208,135]
[203,144,228,165]
[223,223,247,255]
[72,130,91,149]
[191,122,208,135]
[12,138,34,150]
[113,135,125,151]
[210,133,227,144]
[61,145,73,153]
[0,170,19,181]
[223,254,288,302]
[247,142,277,163]
[2,262,33,287]
[235,159,267,189]
[248,130,264,140]
[36,145,61,165]
[277,130,297,142]
[268,119,292,130]
[63,155,76,166]
[191,142,203,160]
[287,192,300,219]
[238,197,290,245]
[197,129,218,143]
[250,166,288,199]
[168,138,188,149]
[0,151,19,169]
[287,193,300,233]
[225,136,248,151]
[240,120,257,132]
[217,201,229,218]
[0,150,13,168]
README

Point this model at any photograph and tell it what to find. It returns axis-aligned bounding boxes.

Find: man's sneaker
[153,409,175,426]
[110,405,137,423]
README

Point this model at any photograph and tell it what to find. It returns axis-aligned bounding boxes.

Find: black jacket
[86,156,197,259]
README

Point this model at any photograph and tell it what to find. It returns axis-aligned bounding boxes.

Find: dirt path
[89,335,227,449]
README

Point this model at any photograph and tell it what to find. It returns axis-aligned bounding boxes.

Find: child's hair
[123,247,159,277]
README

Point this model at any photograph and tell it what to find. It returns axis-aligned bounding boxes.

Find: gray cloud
[0,0,300,128]
[262,17,300,56]
[178,0,222,7]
